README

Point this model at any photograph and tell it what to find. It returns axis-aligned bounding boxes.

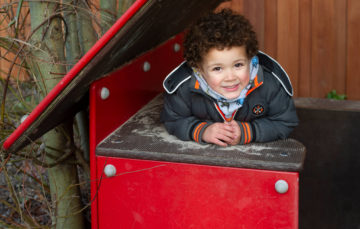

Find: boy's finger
[217,134,234,145]
[213,138,228,147]
[218,128,235,139]
[221,124,235,132]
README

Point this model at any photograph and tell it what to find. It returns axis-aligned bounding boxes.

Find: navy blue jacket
[160,52,299,144]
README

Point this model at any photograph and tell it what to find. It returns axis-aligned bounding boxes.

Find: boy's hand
[226,120,241,145]
[202,121,241,147]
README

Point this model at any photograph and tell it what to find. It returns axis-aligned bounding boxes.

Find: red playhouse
[3,0,307,228]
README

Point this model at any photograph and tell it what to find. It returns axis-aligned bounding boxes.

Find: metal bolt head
[275,179,289,194]
[173,43,181,52]
[104,164,116,177]
[100,87,110,100]
[143,61,151,72]
[20,114,29,124]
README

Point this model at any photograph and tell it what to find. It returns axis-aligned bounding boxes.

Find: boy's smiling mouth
[222,83,240,92]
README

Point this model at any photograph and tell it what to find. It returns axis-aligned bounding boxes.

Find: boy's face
[199,46,250,100]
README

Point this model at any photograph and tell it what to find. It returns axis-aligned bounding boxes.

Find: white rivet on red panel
[173,43,181,52]
[100,87,110,100]
[104,164,116,177]
[275,180,289,194]
[143,61,151,72]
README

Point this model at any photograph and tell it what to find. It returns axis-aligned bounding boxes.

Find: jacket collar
[246,65,264,96]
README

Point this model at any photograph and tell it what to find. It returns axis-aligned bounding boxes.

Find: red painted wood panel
[90,35,184,145]
[97,156,299,229]
[90,34,184,229]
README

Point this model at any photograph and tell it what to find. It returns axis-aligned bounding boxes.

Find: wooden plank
[311,0,346,98]
[347,0,360,100]
[216,1,233,11]
[233,0,244,14]
[243,0,265,50]
[217,0,244,14]
[264,0,278,58]
[311,0,332,98]
[277,0,299,97]
[334,0,347,95]
[298,0,312,97]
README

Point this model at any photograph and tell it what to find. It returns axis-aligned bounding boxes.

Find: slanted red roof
[3,0,225,153]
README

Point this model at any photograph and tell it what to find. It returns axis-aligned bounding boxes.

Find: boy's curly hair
[183,9,258,67]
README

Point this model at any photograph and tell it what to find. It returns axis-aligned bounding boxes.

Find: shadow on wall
[290,98,360,229]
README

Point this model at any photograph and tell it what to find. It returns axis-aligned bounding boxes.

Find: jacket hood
[163,51,293,96]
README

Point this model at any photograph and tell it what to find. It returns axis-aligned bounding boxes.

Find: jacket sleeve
[160,91,212,143]
[250,79,299,143]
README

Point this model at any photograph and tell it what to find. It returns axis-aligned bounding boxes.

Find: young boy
[161,9,298,147]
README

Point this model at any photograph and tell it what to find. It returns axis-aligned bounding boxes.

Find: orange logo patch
[252,104,264,115]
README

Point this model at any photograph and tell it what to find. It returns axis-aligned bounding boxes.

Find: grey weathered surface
[294,97,360,111]
[97,95,306,171]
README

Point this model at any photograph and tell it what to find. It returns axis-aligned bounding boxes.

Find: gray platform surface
[97,95,306,171]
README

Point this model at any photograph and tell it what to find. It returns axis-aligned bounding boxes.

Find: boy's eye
[212,67,221,71]
[234,63,244,68]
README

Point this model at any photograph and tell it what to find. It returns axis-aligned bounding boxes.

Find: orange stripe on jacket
[254,75,259,86]
[246,75,263,96]
[241,122,248,144]
[244,122,251,144]
[195,80,200,89]
[193,122,206,142]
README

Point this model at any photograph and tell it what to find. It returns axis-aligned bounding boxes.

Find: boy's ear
[194,66,204,76]
[193,60,203,70]
[194,64,204,74]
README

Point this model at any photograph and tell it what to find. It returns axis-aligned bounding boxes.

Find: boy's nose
[225,70,237,81]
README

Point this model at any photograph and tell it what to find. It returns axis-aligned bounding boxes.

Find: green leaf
[326,90,347,100]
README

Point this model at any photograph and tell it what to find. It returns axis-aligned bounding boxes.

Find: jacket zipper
[213,102,238,122]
